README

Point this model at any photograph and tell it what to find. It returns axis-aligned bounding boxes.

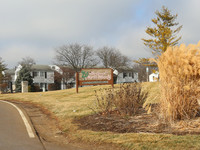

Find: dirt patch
[74,108,170,134]
[75,106,200,135]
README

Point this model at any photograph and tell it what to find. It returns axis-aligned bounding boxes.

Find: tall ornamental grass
[156,41,200,121]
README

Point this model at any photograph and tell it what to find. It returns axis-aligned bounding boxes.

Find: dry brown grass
[114,83,148,116]
[3,83,200,149]
[156,41,200,121]
[94,83,148,116]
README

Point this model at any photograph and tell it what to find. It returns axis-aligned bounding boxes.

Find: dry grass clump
[94,83,148,116]
[93,88,115,114]
[156,41,200,121]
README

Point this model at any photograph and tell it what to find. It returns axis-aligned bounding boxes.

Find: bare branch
[55,43,98,71]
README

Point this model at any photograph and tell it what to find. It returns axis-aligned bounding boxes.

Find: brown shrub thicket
[48,84,54,91]
[156,41,200,121]
[0,83,8,93]
[94,83,148,116]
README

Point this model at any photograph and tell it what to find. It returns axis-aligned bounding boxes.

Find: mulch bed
[74,106,200,135]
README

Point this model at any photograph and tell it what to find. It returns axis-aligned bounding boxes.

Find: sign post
[76,68,114,93]
[76,72,79,93]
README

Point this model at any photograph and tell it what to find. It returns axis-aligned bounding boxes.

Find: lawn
[1,82,200,150]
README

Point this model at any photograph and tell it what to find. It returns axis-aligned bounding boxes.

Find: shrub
[28,85,38,92]
[28,85,31,92]
[114,83,147,116]
[30,85,41,92]
[94,83,148,116]
[48,84,56,91]
[0,83,8,93]
[156,41,200,121]
[94,88,115,115]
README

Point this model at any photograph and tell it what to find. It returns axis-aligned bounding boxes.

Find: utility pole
[146,67,149,82]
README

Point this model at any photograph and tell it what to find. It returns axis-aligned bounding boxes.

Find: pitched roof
[4,69,15,75]
[31,65,53,71]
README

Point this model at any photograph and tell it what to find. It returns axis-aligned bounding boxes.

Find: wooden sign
[76,68,114,93]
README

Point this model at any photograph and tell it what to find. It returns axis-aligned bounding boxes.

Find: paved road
[0,101,44,150]
[0,101,85,150]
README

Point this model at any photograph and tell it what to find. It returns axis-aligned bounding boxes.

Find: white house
[4,64,76,92]
[149,71,159,82]
[13,64,75,91]
[115,67,139,83]
[14,64,55,91]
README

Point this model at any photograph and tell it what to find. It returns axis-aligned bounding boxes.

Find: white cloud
[1,0,200,68]
[115,24,152,60]
[1,44,54,68]
[161,0,200,45]
[0,0,139,40]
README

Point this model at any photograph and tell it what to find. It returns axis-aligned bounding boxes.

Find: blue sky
[1,0,200,68]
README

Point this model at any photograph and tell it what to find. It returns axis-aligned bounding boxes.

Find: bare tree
[55,66,75,89]
[18,56,36,68]
[96,46,130,70]
[0,57,6,71]
[132,64,146,82]
[132,64,157,82]
[55,43,98,72]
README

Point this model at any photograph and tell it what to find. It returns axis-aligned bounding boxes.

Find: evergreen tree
[134,6,182,66]
[15,66,33,92]
[0,59,6,82]
[0,57,8,92]
[142,6,182,56]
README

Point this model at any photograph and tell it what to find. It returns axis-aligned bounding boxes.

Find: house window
[33,72,38,77]
[40,83,44,89]
[123,73,127,78]
[132,72,134,78]
[45,83,47,90]
[40,72,45,77]
[129,72,132,77]
[39,83,48,90]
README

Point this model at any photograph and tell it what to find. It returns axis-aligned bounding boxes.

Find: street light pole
[146,67,149,82]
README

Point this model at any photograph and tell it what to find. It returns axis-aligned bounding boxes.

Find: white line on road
[0,100,35,138]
